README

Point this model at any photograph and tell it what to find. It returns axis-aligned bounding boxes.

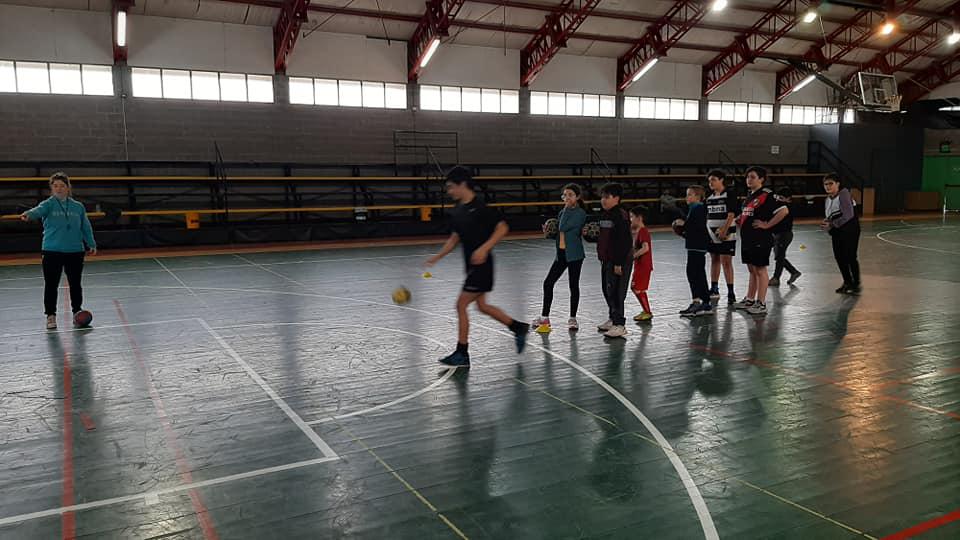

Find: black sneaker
[845,284,862,295]
[679,302,699,316]
[787,271,802,285]
[439,350,470,367]
[768,277,780,287]
[727,293,737,305]
[836,284,851,294]
[514,323,530,354]
[694,302,715,316]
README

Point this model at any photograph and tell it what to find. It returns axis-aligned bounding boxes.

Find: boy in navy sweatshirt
[595,183,633,338]
[676,185,714,317]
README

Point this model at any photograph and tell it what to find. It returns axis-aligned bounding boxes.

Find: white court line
[0,456,338,528]
[7,280,719,539]
[221,262,720,539]
[210,321,457,424]
[154,257,203,300]
[876,225,960,256]
[0,318,200,340]
[197,318,338,459]
[310,368,456,424]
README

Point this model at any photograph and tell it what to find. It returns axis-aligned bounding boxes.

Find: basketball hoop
[886,94,903,112]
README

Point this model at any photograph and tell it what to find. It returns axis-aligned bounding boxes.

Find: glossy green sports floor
[0,217,958,540]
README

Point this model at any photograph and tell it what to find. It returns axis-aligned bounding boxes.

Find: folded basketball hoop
[858,72,901,112]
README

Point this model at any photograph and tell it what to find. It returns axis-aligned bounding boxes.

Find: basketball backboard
[857,72,901,111]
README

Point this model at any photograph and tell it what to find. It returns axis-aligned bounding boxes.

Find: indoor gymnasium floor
[0,216,958,540]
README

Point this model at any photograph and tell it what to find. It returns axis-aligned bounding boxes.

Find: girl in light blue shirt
[21,172,97,329]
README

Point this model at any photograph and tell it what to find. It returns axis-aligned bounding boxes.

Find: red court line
[113,300,220,540]
[881,508,960,539]
[60,291,75,540]
[60,349,76,539]
[690,345,960,422]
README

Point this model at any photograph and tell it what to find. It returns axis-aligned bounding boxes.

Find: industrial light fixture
[420,37,440,68]
[879,20,896,35]
[711,0,728,12]
[802,8,818,23]
[948,31,960,45]
[632,57,659,82]
[116,10,127,47]
[792,74,817,94]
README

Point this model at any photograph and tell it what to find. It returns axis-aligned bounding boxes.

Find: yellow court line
[332,419,470,540]
[513,377,877,539]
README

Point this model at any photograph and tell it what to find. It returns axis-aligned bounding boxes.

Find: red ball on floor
[73,310,93,328]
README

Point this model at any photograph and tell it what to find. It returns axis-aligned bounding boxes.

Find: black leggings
[42,251,85,316]
[541,250,584,317]
[831,221,861,286]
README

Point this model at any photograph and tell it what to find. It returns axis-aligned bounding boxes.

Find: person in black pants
[20,172,97,330]
[595,183,633,339]
[769,187,801,287]
[677,185,714,317]
[821,173,861,294]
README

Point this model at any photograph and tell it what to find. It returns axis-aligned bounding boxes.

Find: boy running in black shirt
[425,167,530,367]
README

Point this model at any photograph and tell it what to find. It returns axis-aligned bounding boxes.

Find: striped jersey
[706,190,737,243]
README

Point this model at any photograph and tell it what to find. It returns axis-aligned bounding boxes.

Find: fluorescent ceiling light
[792,74,816,93]
[116,11,127,47]
[420,38,440,68]
[632,57,659,82]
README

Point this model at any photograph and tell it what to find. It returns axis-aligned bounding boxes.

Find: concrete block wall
[0,85,811,166]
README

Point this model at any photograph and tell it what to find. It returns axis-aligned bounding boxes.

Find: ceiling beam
[901,50,960,103]
[520,0,601,86]
[842,2,960,87]
[216,0,946,58]
[702,0,812,96]
[407,0,467,82]
[775,0,925,100]
[617,0,707,92]
[273,0,310,73]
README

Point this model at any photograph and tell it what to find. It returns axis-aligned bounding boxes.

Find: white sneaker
[604,325,627,338]
[533,316,548,327]
[747,302,768,316]
[597,319,613,331]
[46,315,57,330]
[568,318,579,331]
[732,299,755,310]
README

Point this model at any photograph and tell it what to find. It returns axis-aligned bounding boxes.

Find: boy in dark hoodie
[676,185,714,317]
[595,183,634,338]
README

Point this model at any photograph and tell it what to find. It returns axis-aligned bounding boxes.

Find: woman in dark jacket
[821,173,861,294]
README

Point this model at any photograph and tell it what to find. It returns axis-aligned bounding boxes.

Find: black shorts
[707,241,736,256]
[741,241,773,267]
[463,260,494,293]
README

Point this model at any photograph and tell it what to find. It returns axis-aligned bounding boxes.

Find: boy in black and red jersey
[732,166,790,316]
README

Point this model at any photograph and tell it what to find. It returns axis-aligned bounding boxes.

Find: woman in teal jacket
[534,183,588,333]
[21,172,97,330]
